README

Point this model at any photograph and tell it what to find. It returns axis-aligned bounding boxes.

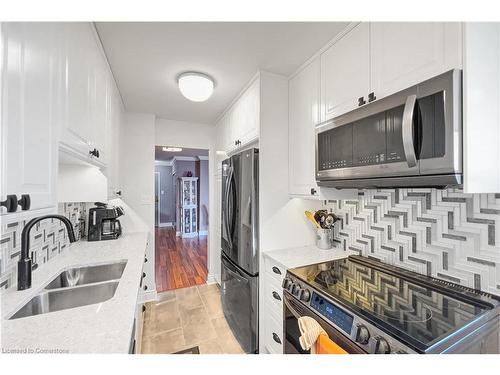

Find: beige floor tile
[179,305,210,327]
[157,290,176,303]
[175,285,200,299]
[143,300,181,337]
[211,316,231,335]
[201,292,224,318]
[198,339,224,354]
[183,320,218,348]
[142,328,186,354]
[218,331,245,354]
[197,283,220,296]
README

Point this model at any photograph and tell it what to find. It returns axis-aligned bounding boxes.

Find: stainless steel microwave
[315,69,462,189]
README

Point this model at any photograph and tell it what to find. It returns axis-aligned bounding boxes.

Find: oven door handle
[402,94,418,168]
[284,293,304,319]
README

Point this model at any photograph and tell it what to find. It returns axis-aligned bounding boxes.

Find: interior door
[221,254,258,354]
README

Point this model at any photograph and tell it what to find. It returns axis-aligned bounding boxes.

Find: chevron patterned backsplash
[0,203,88,291]
[325,188,500,296]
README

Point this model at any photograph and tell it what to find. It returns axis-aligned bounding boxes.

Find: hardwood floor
[155,227,208,292]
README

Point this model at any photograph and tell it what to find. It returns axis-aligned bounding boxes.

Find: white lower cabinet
[261,256,285,354]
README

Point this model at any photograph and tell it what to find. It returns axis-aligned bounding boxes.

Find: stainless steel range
[283,255,500,354]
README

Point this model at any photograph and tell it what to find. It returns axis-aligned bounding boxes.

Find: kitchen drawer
[264,256,286,283]
[264,277,284,315]
[263,310,284,354]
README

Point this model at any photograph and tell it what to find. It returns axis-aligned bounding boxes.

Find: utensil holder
[316,228,333,250]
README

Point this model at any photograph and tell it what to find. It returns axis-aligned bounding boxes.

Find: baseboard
[158,222,173,228]
[206,274,218,285]
[198,230,209,236]
[139,289,157,303]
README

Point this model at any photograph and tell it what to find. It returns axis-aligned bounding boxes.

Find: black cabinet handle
[142,272,146,278]
[144,257,148,263]
[272,333,282,344]
[272,291,281,301]
[143,285,148,290]
[115,190,122,196]
[310,188,317,195]
[18,194,31,211]
[89,148,100,158]
[142,305,146,313]
[368,92,376,102]
[272,266,281,275]
[358,96,366,106]
[1,195,18,212]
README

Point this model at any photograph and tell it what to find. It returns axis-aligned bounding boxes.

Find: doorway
[154,145,209,292]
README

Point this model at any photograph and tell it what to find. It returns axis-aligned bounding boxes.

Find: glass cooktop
[288,256,499,352]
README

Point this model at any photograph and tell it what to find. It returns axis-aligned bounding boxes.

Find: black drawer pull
[358,96,366,106]
[144,257,148,263]
[1,194,18,212]
[368,92,376,102]
[142,305,146,313]
[272,291,281,301]
[142,272,146,278]
[143,285,148,291]
[272,266,281,275]
[272,333,282,344]
[18,194,31,210]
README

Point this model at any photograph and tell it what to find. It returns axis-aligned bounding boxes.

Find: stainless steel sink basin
[44,261,127,290]
[8,281,119,320]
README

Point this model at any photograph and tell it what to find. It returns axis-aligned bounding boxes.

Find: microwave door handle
[402,94,418,168]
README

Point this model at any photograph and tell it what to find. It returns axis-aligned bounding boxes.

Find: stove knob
[354,324,370,345]
[374,337,391,354]
[298,289,311,302]
[291,283,300,296]
[282,278,292,289]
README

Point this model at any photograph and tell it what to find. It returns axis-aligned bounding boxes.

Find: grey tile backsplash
[324,188,500,296]
[0,203,89,291]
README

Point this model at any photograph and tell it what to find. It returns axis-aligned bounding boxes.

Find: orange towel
[316,333,348,354]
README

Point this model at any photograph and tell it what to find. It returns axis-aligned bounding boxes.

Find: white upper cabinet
[60,23,109,167]
[216,75,261,154]
[1,23,58,214]
[320,23,370,121]
[288,57,320,197]
[370,22,463,99]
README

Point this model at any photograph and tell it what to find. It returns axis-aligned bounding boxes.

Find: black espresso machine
[88,202,124,241]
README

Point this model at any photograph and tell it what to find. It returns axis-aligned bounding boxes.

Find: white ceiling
[95,22,349,124]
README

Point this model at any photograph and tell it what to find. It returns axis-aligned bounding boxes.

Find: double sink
[8,261,127,320]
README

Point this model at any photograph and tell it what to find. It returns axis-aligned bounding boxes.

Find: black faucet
[18,215,77,290]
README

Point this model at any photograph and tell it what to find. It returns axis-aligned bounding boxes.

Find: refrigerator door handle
[224,165,233,250]
[228,165,237,244]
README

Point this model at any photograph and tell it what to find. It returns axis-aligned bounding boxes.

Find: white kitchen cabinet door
[237,77,260,145]
[463,23,500,193]
[60,23,93,156]
[1,23,58,214]
[288,57,320,197]
[320,23,370,121]
[370,22,462,99]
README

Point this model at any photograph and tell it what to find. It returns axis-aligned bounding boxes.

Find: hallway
[155,227,208,292]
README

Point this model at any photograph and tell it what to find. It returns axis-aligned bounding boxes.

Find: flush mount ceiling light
[162,147,183,152]
[177,72,214,102]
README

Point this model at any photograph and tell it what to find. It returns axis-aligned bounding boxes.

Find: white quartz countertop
[1,231,148,354]
[263,245,355,269]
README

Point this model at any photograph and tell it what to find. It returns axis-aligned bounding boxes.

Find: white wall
[155,118,217,281]
[120,112,156,295]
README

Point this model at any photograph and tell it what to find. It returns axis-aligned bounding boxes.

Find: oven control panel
[283,274,417,354]
[310,292,353,334]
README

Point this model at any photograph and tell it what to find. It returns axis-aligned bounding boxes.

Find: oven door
[283,291,365,354]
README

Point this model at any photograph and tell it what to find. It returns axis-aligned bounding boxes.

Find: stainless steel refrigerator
[220,148,259,354]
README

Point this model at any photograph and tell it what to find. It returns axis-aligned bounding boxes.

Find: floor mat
[172,346,200,354]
